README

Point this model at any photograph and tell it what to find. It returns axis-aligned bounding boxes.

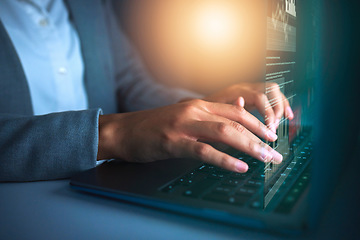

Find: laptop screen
[263,0,316,209]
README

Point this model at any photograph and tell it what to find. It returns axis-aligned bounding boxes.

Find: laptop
[70,0,359,235]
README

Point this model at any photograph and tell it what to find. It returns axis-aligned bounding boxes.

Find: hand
[98,99,282,173]
[203,82,294,132]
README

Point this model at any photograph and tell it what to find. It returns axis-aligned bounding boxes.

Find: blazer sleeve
[0,109,101,182]
[104,1,202,112]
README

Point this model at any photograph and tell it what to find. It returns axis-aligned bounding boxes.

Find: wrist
[97,114,120,160]
[178,97,196,103]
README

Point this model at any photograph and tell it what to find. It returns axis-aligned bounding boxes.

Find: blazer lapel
[0,21,34,115]
[65,0,117,114]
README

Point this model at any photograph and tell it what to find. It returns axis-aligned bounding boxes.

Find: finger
[207,112,278,145]
[182,140,249,173]
[253,92,276,133]
[267,85,285,127]
[233,97,245,108]
[283,95,294,120]
[204,102,277,142]
[203,115,283,165]
[187,121,283,164]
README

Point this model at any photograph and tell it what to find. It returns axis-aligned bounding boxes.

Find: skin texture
[204,82,293,132]
[97,83,293,173]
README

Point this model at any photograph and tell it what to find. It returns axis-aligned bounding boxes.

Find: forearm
[0,109,101,182]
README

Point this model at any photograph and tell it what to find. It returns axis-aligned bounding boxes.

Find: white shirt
[0,0,88,115]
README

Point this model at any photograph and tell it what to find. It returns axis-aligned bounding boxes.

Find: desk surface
[0,179,291,240]
[0,177,358,240]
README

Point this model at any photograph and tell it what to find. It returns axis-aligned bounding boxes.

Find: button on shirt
[0,0,88,115]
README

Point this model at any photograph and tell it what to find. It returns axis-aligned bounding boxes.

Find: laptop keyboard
[160,133,312,213]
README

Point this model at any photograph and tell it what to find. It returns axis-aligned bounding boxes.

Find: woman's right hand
[97,99,282,173]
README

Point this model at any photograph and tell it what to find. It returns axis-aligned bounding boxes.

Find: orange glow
[191,2,240,48]
[124,0,266,94]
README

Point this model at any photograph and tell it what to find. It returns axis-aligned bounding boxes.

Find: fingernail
[270,149,283,164]
[239,97,245,108]
[268,123,276,133]
[275,119,280,128]
[266,130,278,141]
[234,97,245,108]
[235,161,248,173]
[271,126,276,133]
[286,107,294,119]
[261,149,273,163]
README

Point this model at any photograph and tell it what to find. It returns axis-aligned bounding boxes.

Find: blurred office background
[113,0,266,95]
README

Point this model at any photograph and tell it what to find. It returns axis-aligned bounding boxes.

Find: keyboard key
[230,172,248,180]
[211,186,233,195]
[175,172,207,186]
[236,187,257,196]
[250,200,263,209]
[207,173,226,180]
[162,184,176,193]
[197,165,215,173]
[247,165,259,173]
[244,180,263,189]
[182,179,218,198]
[275,166,311,213]
[182,179,194,186]
[164,137,313,213]
[252,174,265,181]
[214,170,231,176]
[197,165,206,171]
[221,179,241,187]
[203,194,250,206]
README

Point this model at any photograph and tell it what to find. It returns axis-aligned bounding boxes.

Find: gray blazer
[0,0,198,182]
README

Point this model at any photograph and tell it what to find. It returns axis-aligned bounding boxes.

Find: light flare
[191,1,241,48]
